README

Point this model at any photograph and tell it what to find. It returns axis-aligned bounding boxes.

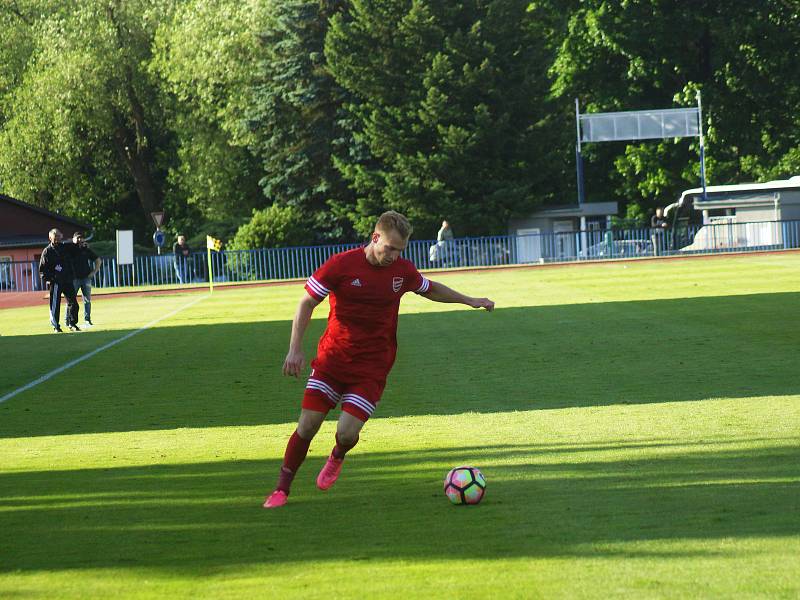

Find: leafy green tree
[245,0,354,242]
[0,0,175,237]
[550,0,800,212]
[326,0,562,238]
[228,204,308,250]
[150,0,265,221]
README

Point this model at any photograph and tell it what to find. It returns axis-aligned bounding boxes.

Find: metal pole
[575,98,585,205]
[697,91,707,200]
[207,246,214,294]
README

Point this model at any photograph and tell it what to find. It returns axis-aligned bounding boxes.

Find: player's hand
[470,297,495,311]
[282,349,306,378]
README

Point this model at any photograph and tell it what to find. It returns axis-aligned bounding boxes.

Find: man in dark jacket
[650,207,669,256]
[39,228,80,332]
[173,235,192,284]
[68,231,102,326]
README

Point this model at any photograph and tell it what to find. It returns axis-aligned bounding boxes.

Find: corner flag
[206,235,222,294]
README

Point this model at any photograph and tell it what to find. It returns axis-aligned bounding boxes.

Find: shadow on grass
[1,439,798,572]
[1,291,800,438]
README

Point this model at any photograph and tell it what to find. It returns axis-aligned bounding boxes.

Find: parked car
[579,239,653,259]
[467,241,511,266]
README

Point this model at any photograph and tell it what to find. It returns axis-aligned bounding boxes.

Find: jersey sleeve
[305,255,340,301]
[406,262,431,295]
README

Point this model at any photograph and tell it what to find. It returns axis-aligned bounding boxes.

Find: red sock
[332,432,358,460]
[276,430,312,493]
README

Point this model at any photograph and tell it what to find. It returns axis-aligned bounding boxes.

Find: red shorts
[302,369,386,422]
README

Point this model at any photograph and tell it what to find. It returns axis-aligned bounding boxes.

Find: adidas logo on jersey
[351,278,362,287]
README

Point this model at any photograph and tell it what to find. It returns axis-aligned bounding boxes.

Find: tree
[550,0,800,211]
[228,204,308,250]
[326,0,562,238]
[245,0,355,243]
[150,0,265,223]
[0,0,176,236]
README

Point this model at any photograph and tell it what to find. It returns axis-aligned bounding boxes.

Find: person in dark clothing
[173,235,192,284]
[39,228,80,332]
[68,231,102,326]
[650,207,669,256]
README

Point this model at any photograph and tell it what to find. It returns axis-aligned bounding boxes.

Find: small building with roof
[676,176,800,252]
[680,175,800,223]
[0,193,92,290]
[508,201,619,262]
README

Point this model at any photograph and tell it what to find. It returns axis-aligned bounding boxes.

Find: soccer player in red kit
[264,211,494,508]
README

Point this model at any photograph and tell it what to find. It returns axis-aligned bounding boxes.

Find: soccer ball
[443,466,486,505]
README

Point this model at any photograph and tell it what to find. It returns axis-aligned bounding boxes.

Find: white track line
[0,294,207,405]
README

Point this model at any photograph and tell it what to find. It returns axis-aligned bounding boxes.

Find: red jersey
[304,246,431,381]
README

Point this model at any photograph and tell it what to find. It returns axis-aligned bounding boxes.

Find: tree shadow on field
[1,291,800,438]
[0,439,798,574]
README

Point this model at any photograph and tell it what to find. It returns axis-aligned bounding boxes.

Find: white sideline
[0,294,207,405]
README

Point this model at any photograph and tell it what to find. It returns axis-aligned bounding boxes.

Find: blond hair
[375,210,413,239]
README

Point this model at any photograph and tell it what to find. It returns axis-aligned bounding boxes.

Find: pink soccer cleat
[263,490,288,508]
[316,456,344,490]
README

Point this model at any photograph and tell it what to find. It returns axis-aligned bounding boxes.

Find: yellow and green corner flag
[206,235,222,293]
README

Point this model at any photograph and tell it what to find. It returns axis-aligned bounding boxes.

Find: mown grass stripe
[0,295,206,405]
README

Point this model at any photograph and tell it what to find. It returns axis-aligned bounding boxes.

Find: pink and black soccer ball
[443,466,486,505]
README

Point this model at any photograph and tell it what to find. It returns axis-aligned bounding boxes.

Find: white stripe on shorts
[306,380,341,405]
[342,393,375,416]
[307,377,341,400]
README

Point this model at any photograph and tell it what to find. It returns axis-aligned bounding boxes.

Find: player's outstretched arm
[421,280,494,311]
[282,293,321,377]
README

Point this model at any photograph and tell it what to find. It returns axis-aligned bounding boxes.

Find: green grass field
[1,254,799,598]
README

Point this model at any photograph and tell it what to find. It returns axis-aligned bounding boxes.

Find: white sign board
[116,230,134,265]
[580,107,700,143]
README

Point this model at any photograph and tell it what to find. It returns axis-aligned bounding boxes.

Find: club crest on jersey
[392,277,403,292]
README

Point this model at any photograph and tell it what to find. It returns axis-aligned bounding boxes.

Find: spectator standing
[39,228,80,332]
[650,208,669,256]
[437,220,455,265]
[69,231,101,326]
[173,235,192,284]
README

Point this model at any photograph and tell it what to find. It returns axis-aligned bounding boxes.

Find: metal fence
[3,219,799,293]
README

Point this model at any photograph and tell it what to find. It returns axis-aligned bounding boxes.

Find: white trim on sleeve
[306,276,330,299]
[414,276,431,294]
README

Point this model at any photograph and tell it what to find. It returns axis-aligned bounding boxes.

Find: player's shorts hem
[340,393,376,422]
[341,402,370,422]
[301,391,334,414]
[303,369,383,422]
